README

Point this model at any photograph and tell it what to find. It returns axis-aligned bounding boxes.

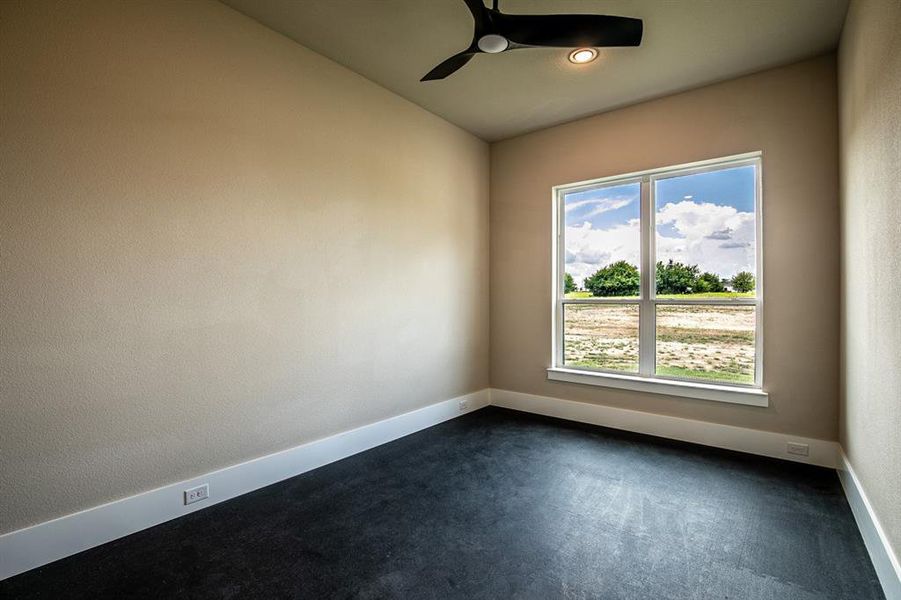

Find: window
[551,153,765,404]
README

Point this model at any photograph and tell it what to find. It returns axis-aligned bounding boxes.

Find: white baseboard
[0,389,490,581]
[490,389,901,598]
[837,451,901,600]
[489,388,840,468]
[7,386,893,599]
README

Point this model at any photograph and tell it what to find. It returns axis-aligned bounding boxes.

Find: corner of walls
[837,451,901,599]
[837,1,901,596]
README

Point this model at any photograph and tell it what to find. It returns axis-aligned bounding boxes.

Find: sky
[564,165,757,287]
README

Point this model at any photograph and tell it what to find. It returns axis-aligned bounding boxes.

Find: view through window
[556,154,761,387]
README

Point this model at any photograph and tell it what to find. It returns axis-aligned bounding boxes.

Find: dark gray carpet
[0,407,884,599]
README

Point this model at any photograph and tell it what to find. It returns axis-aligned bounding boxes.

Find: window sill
[546,368,768,407]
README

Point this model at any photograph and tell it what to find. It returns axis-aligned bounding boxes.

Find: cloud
[564,200,755,286]
[656,201,755,277]
[706,228,733,240]
[564,220,640,285]
[565,196,635,220]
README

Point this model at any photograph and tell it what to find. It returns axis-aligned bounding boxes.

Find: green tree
[695,272,725,293]
[584,261,639,297]
[731,271,755,293]
[656,260,700,294]
[564,272,576,294]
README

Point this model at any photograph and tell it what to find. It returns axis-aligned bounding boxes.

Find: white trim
[0,389,491,581]
[551,183,563,369]
[638,177,655,375]
[837,451,901,600]
[552,151,765,392]
[753,157,764,387]
[554,151,763,192]
[490,388,834,467]
[7,389,892,600]
[547,367,769,406]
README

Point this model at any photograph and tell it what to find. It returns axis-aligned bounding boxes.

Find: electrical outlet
[184,483,209,505]
[458,398,469,412]
[787,442,809,457]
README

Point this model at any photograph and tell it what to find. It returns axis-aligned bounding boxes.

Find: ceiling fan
[421,0,643,81]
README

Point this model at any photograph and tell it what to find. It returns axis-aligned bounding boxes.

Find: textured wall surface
[838,0,901,561]
[490,55,840,440]
[0,0,489,533]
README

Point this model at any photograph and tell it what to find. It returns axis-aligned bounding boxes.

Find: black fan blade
[495,14,643,48]
[421,51,476,81]
[461,0,489,34]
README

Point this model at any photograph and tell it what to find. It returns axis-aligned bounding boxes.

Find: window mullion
[555,189,564,369]
[638,177,655,377]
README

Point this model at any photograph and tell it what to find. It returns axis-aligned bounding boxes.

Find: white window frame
[548,152,768,407]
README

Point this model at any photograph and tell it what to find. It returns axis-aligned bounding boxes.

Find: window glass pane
[564,304,639,373]
[564,181,640,299]
[655,165,757,299]
[655,305,756,384]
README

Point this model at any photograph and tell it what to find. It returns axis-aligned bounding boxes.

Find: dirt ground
[563,303,755,383]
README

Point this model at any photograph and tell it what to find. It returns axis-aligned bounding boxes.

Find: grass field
[563,303,755,384]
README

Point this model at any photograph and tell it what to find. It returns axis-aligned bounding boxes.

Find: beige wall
[0,0,489,534]
[490,55,840,440]
[3,0,883,550]
[838,0,901,560]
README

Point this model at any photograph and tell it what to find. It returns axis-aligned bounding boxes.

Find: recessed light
[568,48,598,64]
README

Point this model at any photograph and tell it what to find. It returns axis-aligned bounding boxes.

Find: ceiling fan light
[568,48,598,64]
[478,34,509,54]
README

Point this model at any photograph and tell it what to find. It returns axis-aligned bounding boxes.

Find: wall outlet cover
[787,442,810,456]
[184,484,209,505]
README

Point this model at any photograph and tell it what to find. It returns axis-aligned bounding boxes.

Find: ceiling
[220,0,849,142]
